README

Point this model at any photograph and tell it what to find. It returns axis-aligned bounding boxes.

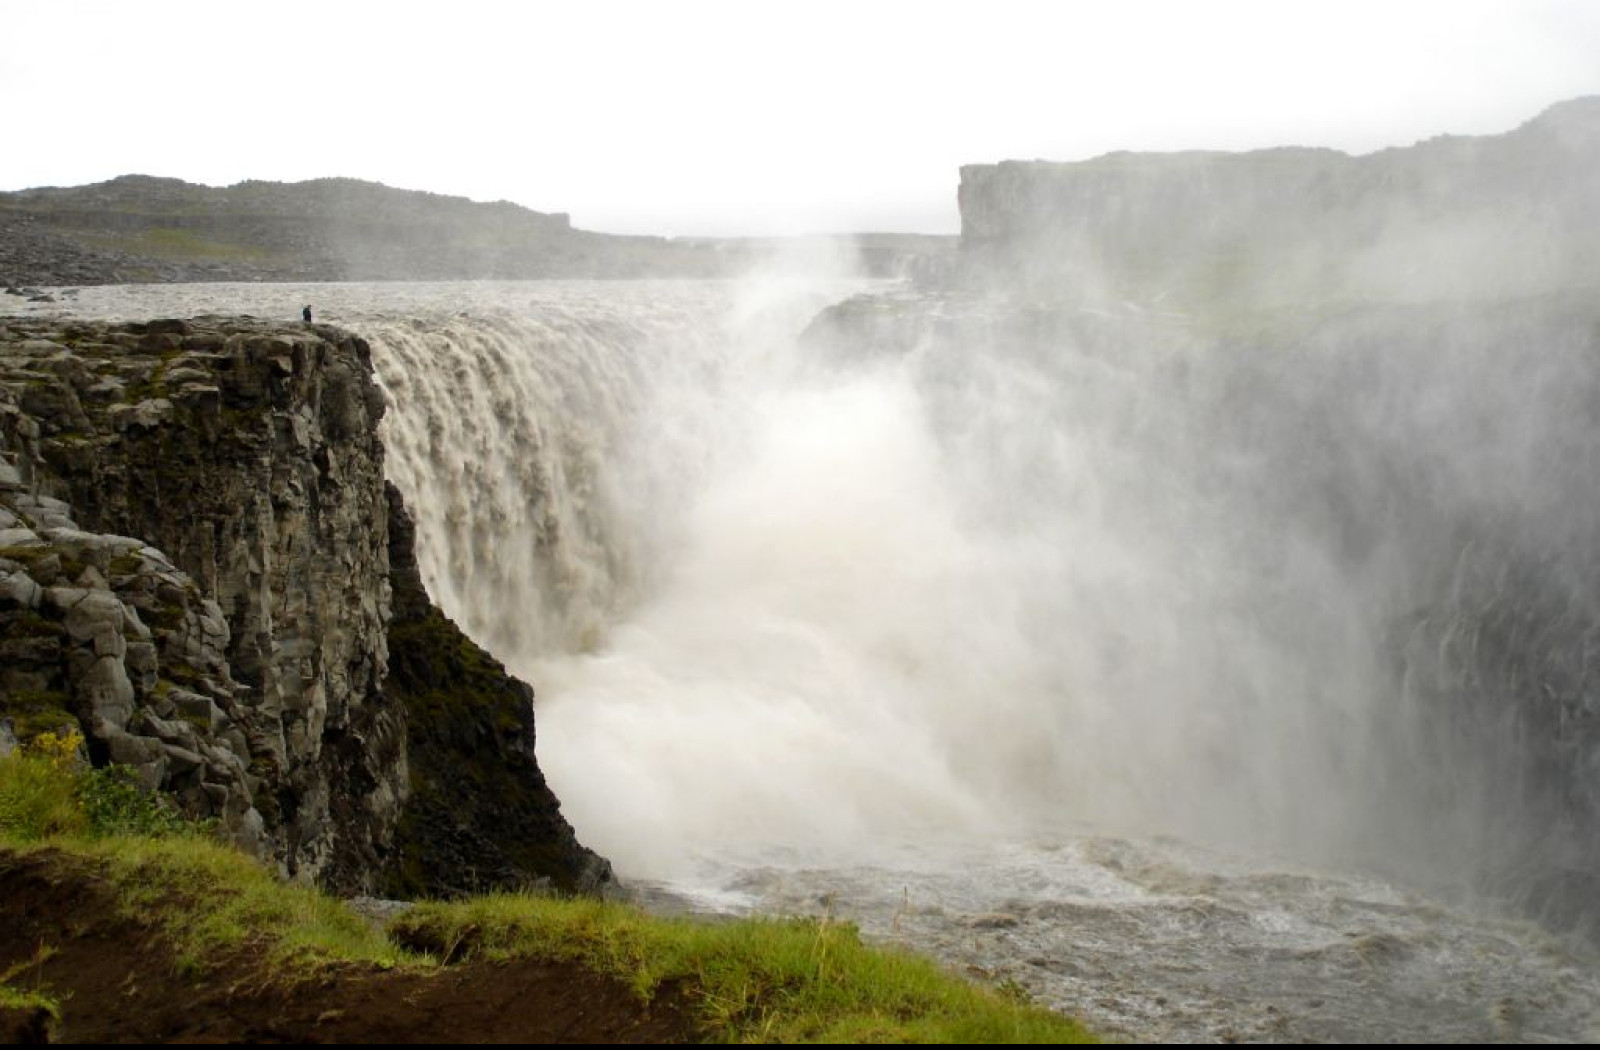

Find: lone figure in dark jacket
[302,305,313,323]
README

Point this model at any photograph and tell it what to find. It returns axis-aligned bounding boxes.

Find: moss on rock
[380,486,609,898]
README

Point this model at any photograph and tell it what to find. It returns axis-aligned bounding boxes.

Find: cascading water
[356,281,1600,1042]
[19,280,1600,1042]
[363,295,718,658]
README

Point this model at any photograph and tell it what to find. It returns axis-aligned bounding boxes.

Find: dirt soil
[0,850,698,1044]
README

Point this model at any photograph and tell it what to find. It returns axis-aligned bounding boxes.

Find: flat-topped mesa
[0,316,606,895]
[957,96,1600,306]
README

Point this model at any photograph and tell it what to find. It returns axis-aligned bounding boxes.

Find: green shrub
[76,765,190,838]
[0,730,191,841]
[0,734,86,840]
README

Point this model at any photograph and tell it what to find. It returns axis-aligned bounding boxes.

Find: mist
[334,215,1593,963]
[350,111,1600,961]
[28,198,1600,1033]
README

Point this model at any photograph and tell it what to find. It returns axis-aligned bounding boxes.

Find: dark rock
[378,487,611,897]
[0,316,607,899]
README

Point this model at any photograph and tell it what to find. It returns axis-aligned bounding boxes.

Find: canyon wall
[957,97,1600,306]
[0,316,605,894]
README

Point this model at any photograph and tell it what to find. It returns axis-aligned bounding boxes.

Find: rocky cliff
[957,96,1600,306]
[0,315,605,893]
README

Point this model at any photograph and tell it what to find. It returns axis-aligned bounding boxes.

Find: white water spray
[22,280,1600,1041]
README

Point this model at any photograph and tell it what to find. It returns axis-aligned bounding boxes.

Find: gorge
[4,96,1600,1041]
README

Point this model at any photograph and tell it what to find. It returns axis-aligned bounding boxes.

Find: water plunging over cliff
[17,281,1600,1041]
[370,286,1600,927]
[373,283,1600,1043]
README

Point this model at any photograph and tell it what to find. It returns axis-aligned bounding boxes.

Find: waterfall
[369,298,702,656]
[22,279,1600,1038]
[364,283,1600,936]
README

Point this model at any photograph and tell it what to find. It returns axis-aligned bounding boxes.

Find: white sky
[3,1,1598,236]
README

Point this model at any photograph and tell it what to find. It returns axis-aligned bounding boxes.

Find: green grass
[0,982,60,1018]
[0,743,407,975]
[71,834,410,976]
[0,746,84,839]
[0,946,64,1026]
[0,746,1095,1043]
[393,895,1094,1043]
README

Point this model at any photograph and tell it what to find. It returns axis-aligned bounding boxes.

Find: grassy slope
[0,749,1095,1044]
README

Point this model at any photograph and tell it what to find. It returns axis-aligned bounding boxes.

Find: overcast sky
[4,1,1598,236]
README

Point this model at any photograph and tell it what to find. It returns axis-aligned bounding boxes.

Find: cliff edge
[0,315,605,894]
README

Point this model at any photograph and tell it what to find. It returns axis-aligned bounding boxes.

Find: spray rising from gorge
[371,273,1600,1041]
[21,271,1600,1040]
[13,98,1600,1041]
[357,276,1600,913]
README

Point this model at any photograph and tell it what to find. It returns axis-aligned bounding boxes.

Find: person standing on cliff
[302,305,313,324]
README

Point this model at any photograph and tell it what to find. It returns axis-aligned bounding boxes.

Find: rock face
[957,96,1600,306]
[0,315,604,894]
[0,490,268,853]
[380,484,610,896]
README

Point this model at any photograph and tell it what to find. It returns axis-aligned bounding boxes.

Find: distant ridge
[0,175,951,287]
[955,95,1600,305]
[0,174,745,284]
